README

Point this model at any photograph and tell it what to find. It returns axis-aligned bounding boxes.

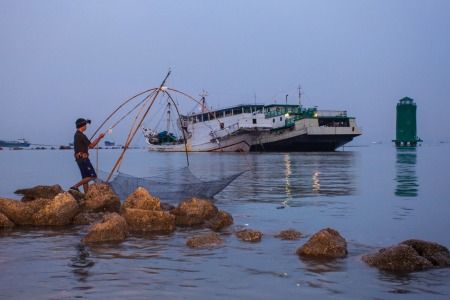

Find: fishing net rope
[97,167,245,203]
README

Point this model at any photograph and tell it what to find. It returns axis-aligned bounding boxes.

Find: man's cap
[75,118,91,128]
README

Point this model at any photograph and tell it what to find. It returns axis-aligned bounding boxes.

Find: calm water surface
[1,144,449,299]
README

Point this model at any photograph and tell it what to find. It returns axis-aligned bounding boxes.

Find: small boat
[0,138,31,148]
[104,140,116,147]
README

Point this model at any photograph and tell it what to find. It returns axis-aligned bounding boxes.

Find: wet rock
[205,210,234,231]
[0,212,15,227]
[122,208,175,233]
[296,228,347,258]
[186,232,224,248]
[362,244,433,271]
[121,187,161,212]
[362,240,450,271]
[83,212,128,243]
[0,198,34,225]
[236,229,262,242]
[14,184,64,202]
[68,189,84,202]
[32,192,79,226]
[83,183,120,213]
[400,239,450,267]
[275,228,302,240]
[171,198,219,226]
[73,212,105,225]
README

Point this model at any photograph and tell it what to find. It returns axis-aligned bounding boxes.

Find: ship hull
[250,112,361,152]
[148,134,254,152]
[0,140,31,148]
[250,134,357,152]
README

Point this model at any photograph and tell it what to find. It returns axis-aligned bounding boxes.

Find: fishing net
[98,167,245,203]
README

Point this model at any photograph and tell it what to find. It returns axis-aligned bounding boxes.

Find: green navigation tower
[392,97,422,147]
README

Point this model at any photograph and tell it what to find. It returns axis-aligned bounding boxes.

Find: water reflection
[233,152,358,205]
[282,154,293,206]
[395,149,419,197]
[69,243,95,285]
[299,256,346,274]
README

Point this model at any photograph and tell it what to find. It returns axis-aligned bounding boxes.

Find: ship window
[244,107,251,113]
[225,110,232,117]
[253,119,257,124]
[233,108,242,115]
[272,119,275,123]
[280,117,282,121]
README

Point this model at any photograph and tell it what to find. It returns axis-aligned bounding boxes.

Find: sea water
[1,144,449,299]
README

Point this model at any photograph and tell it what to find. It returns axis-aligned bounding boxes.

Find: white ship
[143,97,272,152]
[143,93,361,152]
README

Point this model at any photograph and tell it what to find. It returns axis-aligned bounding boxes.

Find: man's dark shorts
[76,158,97,179]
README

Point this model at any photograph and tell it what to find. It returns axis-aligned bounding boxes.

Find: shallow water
[1,144,450,299]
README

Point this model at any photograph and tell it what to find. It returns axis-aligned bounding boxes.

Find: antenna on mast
[200,90,208,113]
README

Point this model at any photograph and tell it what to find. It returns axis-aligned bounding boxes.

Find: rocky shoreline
[1,183,450,272]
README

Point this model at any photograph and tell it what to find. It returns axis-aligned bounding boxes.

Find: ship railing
[317,110,347,117]
[265,107,300,118]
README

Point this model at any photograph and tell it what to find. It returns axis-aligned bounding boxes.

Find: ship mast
[167,100,171,134]
[200,90,208,113]
[297,85,303,107]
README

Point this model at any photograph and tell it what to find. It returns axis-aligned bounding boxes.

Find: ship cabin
[184,104,266,124]
[317,110,352,128]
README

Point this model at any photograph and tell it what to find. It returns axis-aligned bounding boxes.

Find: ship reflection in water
[236,151,358,207]
[395,148,419,197]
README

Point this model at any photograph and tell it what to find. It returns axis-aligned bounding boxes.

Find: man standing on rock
[70,118,105,194]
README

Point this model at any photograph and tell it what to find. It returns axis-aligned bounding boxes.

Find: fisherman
[70,118,105,194]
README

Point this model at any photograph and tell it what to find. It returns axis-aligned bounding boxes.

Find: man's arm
[89,133,106,149]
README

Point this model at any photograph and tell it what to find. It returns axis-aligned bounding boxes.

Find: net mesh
[98,167,245,203]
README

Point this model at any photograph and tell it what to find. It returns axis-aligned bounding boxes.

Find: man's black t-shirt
[74,130,90,154]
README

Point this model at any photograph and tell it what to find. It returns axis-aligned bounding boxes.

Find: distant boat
[104,140,115,147]
[0,138,31,148]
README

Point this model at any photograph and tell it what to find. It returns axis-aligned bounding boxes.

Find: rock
[186,232,224,248]
[362,244,433,271]
[0,212,15,227]
[83,212,128,243]
[205,210,234,231]
[296,228,347,258]
[73,212,105,225]
[68,189,84,202]
[121,187,161,212]
[14,184,64,201]
[400,239,450,267]
[0,198,34,225]
[361,240,450,271]
[32,192,79,226]
[236,229,262,242]
[121,208,175,233]
[171,198,219,226]
[275,228,302,240]
[24,198,53,213]
[83,183,120,213]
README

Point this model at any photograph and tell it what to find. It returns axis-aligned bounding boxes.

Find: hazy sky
[1,0,449,146]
